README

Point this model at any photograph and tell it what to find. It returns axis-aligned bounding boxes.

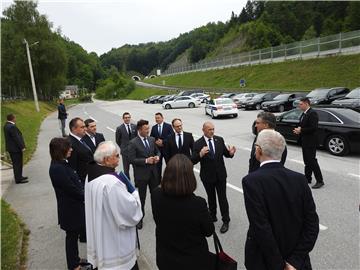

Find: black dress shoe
[220,222,229,234]
[16,180,28,184]
[21,176,28,180]
[136,220,143,230]
[212,216,218,222]
[312,182,324,189]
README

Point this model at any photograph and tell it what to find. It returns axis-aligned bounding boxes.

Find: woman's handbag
[209,232,237,270]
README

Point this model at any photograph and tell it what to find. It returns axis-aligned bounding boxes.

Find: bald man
[192,122,236,234]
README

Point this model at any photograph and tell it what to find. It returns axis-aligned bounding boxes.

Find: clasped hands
[146,156,160,164]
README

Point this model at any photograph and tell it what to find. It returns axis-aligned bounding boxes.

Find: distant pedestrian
[151,154,214,270]
[3,114,28,184]
[293,97,324,189]
[58,98,68,137]
[85,141,142,270]
[49,137,85,270]
[82,118,105,153]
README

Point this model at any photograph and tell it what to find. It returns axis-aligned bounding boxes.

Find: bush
[78,94,92,102]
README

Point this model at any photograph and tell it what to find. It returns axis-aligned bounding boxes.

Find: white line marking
[242,147,252,152]
[89,116,98,122]
[319,224,328,231]
[106,127,115,132]
[347,173,360,179]
[288,158,304,165]
[226,183,243,194]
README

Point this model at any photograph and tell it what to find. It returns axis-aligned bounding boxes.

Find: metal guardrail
[163,30,360,76]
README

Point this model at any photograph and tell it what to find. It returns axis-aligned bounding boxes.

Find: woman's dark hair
[49,137,71,161]
[161,154,196,196]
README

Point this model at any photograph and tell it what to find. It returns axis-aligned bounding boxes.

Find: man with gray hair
[242,129,319,270]
[85,141,143,270]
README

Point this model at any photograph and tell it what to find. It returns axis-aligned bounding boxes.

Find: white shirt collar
[7,121,15,125]
[260,160,280,167]
[70,131,83,141]
[304,107,310,114]
[86,132,95,138]
[157,122,164,128]
[138,133,147,140]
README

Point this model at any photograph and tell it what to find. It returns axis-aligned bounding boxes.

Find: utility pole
[24,39,40,112]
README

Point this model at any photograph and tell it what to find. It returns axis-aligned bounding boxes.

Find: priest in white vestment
[85,141,143,270]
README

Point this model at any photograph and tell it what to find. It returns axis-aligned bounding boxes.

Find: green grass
[1,100,56,164]
[1,199,29,270]
[148,54,360,92]
[125,86,174,100]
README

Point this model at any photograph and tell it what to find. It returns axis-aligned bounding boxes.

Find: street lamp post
[24,39,40,112]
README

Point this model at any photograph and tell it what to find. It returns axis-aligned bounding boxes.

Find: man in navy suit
[293,97,324,189]
[150,112,174,177]
[242,129,319,270]
[82,118,105,153]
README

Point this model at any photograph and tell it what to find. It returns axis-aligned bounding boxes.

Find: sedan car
[190,93,210,103]
[261,93,307,112]
[275,107,360,156]
[233,93,257,108]
[205,98,238,118]
[162,96,201,109]
[332,87,360,108]
[293,87,350,107]
[241,92,280,110]
[219,93,237,99]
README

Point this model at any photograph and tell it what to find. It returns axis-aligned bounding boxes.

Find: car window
[346,89,360,98]
[209,100,215,105]
[329,90,337,97]
[183,97,190,100]
[316,110,341,123]
[282,110,302,120]
[215,99,233,105]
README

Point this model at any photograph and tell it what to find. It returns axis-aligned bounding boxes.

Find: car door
[172,97,182,108]
[206,100,215,114]
[276,109,302,142]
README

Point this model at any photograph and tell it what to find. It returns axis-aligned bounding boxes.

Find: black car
[261,93,307,112]
[148,95,164,104]
[275,107,360,156]
[143,95,158,103]
[219,93,237,99]
[293,87,350,107]
[157,95,172,104]
[332,87,360,109]
[242,92,280,110]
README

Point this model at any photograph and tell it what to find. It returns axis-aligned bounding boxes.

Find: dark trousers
[65,230,81,270]
[135,172,159,218]
[202,178,230,223]
[302,147,323,183]
[9,151,23,182]
[59,119,66,137]
[121,154,132,181]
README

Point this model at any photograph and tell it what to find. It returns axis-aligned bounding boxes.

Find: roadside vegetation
[125,87,172,100]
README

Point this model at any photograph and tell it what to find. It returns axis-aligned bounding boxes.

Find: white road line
[319,224,328,231]
[288,158,304,165]
[347,173,360,179]
[89,116,98,122]
[226,183,243,194]
[106,127,115,132]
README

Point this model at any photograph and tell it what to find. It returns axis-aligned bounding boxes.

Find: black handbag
[209,232,237,270]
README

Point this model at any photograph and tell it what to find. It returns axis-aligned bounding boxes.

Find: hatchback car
[205,98,238,118]
[261,93,307,112]
[332,87,360,109]
[275,107,360,156]
[242,92,280,110]
[162,96,201,109]
[293,87,350,107]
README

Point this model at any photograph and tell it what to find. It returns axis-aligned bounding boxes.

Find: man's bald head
[202,121,215,138]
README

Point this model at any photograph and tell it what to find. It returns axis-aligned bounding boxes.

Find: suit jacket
[150,122,174,150]
[151,187,214,270]
[192,135,233,183]
[81,133,105,153]
[49,160,85,231]
[128,136,160,181]
[67,135,94,182]
[115,123,137,156]
[4,122,25,153]
[248,135,287,173]
[164,131,194,162]
[299,108,319,148]
[57,103,67,119]
[242,162,319,270]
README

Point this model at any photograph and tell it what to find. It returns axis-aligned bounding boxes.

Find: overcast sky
[1,0,247,55]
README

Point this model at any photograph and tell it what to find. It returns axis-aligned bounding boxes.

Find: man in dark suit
[82,118,105,153]
[58,98,68,137]
[192,121,236,234]
[115,112,137,179]
[150,112,173,177]
[164,118,194,162]
[67,117,94,184]
[242,129,319,270]
[249,112,287,173]
[293,98,324,189]
[3,114,28,184]
[128,119,160,229]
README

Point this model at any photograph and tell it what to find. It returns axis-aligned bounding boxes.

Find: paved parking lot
[68,99,359,269]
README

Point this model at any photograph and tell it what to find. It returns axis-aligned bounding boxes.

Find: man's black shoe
[16,180,28,184]
[136,220,143,230]
[21,176,28,180]
[220,222,229,234]
[312,182,324,189]
[212,216,218,222]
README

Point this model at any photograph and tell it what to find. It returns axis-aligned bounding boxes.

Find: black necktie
[158,124,162,137]
[127,124,131,139]
[300,112,305,124]
[178,133,182,149]
[208,138,215,158]
[143,138,150,154]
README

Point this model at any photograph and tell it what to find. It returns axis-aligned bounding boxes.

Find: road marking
[319,224,328,231]
[89,116,98,122]
[106,126,115,132]
[347,173,360,179]
[288,158,304,165]
[226,183,243,194]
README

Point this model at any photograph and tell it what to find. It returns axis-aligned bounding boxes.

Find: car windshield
[346,88,360,99]
[215,99,233,105]
[307,89,330,98]
[273,94,290,100]
[253,94,265,99]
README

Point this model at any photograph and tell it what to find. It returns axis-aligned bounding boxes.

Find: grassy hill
[147,54,360,92]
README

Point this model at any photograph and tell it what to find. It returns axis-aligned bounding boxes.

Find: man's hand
[155,139,163,147]
[199,146,209,158]
[228,145,236,156]
[154,156,160,164]
[146,157,156,164]
[293,127,301,135]
[284,262,297,270]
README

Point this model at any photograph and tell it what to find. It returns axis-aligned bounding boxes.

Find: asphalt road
[64,100,360,270]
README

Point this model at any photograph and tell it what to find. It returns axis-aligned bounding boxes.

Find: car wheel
[189,102,195,108]
[326,134,349,156]
[211,111,216,119]
[255,104,261,110]
[279,105,285,112]
[233,113,238,118]
[165,104,171,109]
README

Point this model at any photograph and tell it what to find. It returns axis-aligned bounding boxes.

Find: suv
[261,93,307,112]
[293,87,350,107]
[242,92,280,110]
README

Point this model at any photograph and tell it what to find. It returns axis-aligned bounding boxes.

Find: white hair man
[85,141,143,270]
[242,129,319,270]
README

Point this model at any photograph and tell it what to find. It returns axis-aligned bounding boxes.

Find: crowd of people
[3,97,322,270]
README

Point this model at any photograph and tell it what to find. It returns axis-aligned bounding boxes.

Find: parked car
[332,87,360,108]
[157,95,173,104]
[205,98,238,119]
[241,92,280,110]
[219,93,237,99]
[235,93,257,108]
[275,107,360,156]
[178,89,204,96]
[190,93,210,103]
[143,95,158,103]
[293,87,350,107]
[261,93,307,112]
[162,96,201,109]
[163,94,177,102]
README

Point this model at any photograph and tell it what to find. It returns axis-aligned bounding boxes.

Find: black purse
[209,232,238,270]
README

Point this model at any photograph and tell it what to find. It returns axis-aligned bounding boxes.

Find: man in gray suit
[128,119,160,229]
[115,112,137,179]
